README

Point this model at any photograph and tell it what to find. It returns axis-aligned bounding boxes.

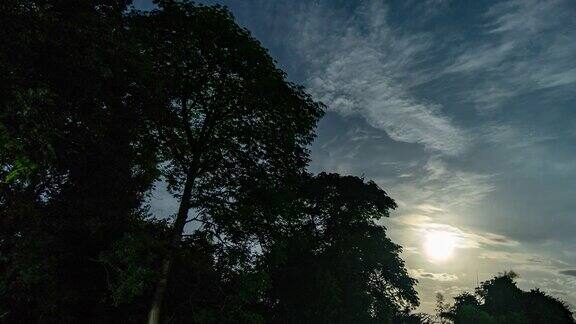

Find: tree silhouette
[131,1,323,322]
[445,271,575,324]
[260,173,418,323]
[1,1,160,321]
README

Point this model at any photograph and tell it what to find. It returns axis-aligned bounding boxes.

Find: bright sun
[424,231,456,261]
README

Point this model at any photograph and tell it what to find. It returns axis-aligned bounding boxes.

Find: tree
[1,0,160,321]
[476,271,523,318]
[99,219,267,323]
[445,271,575,324]
[444,292,490,324]
[523,289,575,324]
[435,293,450,324]
[259,173,418,323]
[130,2,324,322]
[393,312,435,324]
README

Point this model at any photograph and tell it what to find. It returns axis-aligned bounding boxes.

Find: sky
[138,0,576,313]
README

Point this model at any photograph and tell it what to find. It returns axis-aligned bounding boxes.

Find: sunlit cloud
[393,214,518,250]
[390,156,496,215]
[478,251,570,276]
[409,268,459,282]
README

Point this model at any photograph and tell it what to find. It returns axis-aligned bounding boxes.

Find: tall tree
[260,173,419,323]
[130,2,323,322]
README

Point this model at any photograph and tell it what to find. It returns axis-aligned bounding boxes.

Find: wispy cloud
[559,270,576,277]
[446,0,576,110]
[410,268,459,282]
[421,157,495,207]
[294,1,468,156]
[393,214,518,250]
[479,251,569,274]
[391,156,495,212]
[482,124,557,149]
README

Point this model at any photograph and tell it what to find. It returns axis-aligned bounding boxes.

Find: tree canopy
[443,272,574,324]
[1,0,159,321]
[129,2,323,322]
[260,173,418,323]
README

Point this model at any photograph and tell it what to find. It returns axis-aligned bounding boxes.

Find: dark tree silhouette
[1,1,160,321]
[130,1,323,322]
[260,173,418,323]
[444,271,575,324]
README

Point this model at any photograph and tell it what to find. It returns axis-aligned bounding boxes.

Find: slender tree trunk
[148,97,212,323]
[147,171,195,324]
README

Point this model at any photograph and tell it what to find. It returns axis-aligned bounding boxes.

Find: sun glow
[424,231,456,261]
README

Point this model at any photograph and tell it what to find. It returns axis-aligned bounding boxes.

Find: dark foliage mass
[441,272,574,324]
[0,0,572,323]
[260,174,418,323]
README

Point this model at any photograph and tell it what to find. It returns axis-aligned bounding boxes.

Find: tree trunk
[147,172,195,324]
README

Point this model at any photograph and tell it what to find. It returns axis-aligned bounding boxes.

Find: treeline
[0,1,573,323]
[434,271,574,324]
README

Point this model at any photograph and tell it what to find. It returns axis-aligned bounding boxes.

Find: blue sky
[140,0,576,313]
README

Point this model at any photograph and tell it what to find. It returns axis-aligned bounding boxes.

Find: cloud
[559,270,576,277]
[393,214,518,250]
[416,204,445,213]
[410,268,459,282]
[391,156,495,212]
[445,0,576,110]
[421,157,495,207]
[478,251,569,274]
[482,124,557,150]
[295,1,468,156]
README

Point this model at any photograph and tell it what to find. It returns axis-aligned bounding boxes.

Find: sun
[424,230,456,262]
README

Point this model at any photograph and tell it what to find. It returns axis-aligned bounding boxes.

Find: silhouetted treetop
[445,271,575,324]
[301,172,397,220]
[261,173,417,323]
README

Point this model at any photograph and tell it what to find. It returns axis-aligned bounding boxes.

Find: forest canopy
[0,1,573,323]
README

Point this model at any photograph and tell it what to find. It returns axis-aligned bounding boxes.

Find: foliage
[444,271,575,324]
[259,173,418,323]
[1,0,160,321]
[131,0,324,243]
[129,1,323,321]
